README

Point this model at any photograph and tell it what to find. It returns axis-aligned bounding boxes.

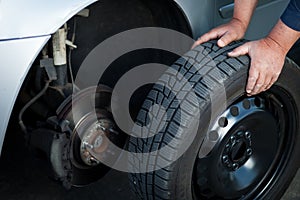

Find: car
[0,0,299,199]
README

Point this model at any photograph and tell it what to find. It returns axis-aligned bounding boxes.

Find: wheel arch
[0,0,98,40]
[0,36,50,155]
[1,0,194,155]
[0,0,99,155]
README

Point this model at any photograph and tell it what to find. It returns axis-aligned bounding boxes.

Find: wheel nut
[247,148,253,156]
[237,131,244,137]
[225,144,230,151]
[222,155,229,164]
[230,136,236,143]
[232,163,239,170]
[245,131,251,139]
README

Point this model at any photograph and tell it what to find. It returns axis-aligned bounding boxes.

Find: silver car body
[0,0,289,153]
[0,0,97,154]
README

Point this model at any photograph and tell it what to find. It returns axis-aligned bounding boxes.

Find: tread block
[128,40,249,199]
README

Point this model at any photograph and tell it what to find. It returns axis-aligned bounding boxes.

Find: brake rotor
[55,85,126,186]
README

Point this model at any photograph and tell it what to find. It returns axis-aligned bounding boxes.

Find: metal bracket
[40,58,57,81]
[46,116,73,189]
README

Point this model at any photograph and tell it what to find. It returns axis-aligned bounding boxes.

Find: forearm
[233,0,258,30]
[267,19,300,55]
[271,0,300,55]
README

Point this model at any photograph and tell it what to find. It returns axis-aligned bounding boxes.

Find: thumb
[228,43,249,57]
[217,32,235,47]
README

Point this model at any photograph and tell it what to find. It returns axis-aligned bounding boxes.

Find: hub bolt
[230,136,236,144]
[232,163,239,171]
[94,135,103,148]
[237,131,244,137]
[83,141,94,149]
[245,131,252,139]
[89,156,100,165]
[247,148,253,156]
[222,155,229,164]
[225,144,231,152]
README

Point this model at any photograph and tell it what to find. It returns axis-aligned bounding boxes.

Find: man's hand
[228,37,286,96]
[229,19,300,96]
[192,18,247,49]
[192,0,258,49]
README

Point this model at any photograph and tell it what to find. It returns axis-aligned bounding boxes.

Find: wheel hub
[80,118,114,166]
[54,86,126,186]
[222,131,252,171]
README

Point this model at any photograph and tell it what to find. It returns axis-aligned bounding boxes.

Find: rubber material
[128,40,300,200]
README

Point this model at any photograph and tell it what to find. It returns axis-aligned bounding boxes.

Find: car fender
[173,0,215,38]
[0,36,50,154]
[0,0,97,154]
[0,0,97,40]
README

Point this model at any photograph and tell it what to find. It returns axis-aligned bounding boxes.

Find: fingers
[264,73,280,91]
[246,67,259,95]
[250,75,270,95]
[246,69,279,96]
[229,44,255,94]
[229,39,284,96]
[264,75,279,90]
[192,31,219,49]
[228,43,249,57]
[217,31,236,47]
[192,30,236,49]
[192,18,247,49]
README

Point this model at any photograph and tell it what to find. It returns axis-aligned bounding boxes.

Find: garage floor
[0,124,299,200]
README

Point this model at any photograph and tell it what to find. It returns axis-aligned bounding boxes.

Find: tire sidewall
[171,58,300,200]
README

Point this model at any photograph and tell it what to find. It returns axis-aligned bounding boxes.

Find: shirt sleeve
[281,0,300,31]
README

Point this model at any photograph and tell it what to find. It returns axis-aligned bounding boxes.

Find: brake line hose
[18,80,51,134]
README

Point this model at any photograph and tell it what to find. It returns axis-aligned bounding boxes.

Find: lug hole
[254,97,261,107]
[242,99,251,109]
[209,131,219,141]
[218,117,228,128]
[230,106,239,116]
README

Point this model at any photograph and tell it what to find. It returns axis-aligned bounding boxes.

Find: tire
[128,40,300,199]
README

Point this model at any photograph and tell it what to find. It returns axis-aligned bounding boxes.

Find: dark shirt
[281,0,300,31]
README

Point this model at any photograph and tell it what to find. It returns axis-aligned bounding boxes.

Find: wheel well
[3,0,193,187]
[8,0,193,136]
[70,0,192,76]
[67,0,193,119]
[140,0,192,35]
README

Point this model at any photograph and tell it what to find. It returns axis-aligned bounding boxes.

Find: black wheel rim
[193,87,298,199]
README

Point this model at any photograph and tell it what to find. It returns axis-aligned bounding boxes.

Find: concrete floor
[0,125,298,200]
[282,170,300,200]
